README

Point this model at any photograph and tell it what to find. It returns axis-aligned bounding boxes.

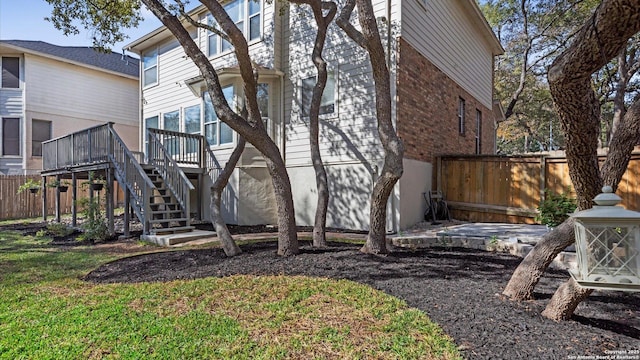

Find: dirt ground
[6,221,640,359]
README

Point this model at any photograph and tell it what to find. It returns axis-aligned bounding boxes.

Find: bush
[536,188,577,227]
[76,196,110,242]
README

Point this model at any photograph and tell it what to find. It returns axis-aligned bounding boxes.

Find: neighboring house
[124,0,503,232]
[0,40,140,175]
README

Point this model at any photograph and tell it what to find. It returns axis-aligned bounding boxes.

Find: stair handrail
[107,125,156,233]
[203,143,222,182]
[148,131,195,224]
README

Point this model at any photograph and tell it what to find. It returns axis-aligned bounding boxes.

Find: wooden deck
[41,123,215,236]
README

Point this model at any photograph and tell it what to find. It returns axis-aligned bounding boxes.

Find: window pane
[205,123,217,145]
[2,57,20,88]
[185,105,201,134]
[142,49,157,69]
[225,0,244,23]
[249,15,261,40]
[249,0,260,16]
[204,92,216,123]
[163,111,180,131]
[32,120,51,157]
[220,122,233,144]
[222,39,232,52]
[301,77,315,117]
[2,118,20,155]
[143,67,157,87]
[257,83,269,117]
[208,34,218,56]
[146,116,159,129]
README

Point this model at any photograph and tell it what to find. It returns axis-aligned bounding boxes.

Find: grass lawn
[0,229,461,359]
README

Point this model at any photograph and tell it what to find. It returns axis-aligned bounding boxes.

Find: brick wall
[396,38,496,163]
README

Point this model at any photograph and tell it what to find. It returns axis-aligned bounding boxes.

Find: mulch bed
[82,240,640,359]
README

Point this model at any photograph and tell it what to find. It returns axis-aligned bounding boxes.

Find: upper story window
[1,57,20,89]
[142,48,158,87]
[458,97,466,135]
[301,72,336,117]
[207,0,261,57]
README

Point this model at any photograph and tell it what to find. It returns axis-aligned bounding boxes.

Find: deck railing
[148,131,195,222]
[42,123,112,170]
[148,128,202,167]
[108,125,155,233]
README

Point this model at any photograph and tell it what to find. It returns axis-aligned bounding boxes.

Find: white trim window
[301,72,336,117]
[207,0,261,57]
[2,117,20,156]
[144,115,159,154]
[32,119,52,157]
[1,57,20,89]
[204,86,234,146]
[142,48,158,87]
[184,104,202,153]
[458,97,466,135]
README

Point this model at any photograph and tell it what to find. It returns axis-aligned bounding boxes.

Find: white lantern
[570,186,640,292]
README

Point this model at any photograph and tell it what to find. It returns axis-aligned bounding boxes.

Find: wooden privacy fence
[436,149,640,224]
[0,175,124,221]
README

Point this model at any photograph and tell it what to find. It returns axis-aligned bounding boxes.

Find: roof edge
[463,0,504,56]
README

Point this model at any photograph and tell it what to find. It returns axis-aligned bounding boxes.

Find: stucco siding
[400,0,495,108]
[398,158,432,229]
[24,54,138,126]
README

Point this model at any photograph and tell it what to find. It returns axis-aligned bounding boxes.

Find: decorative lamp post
[570,186,640,292]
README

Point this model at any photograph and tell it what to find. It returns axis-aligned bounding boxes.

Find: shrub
[536,188,577,227]
[76,196,110,242]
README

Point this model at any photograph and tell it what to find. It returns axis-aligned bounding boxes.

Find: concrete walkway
[170,221,575,269]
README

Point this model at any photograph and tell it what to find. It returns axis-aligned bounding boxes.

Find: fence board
[438,149,640,224]
[0,175,124,221]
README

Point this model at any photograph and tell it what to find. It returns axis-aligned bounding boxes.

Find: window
[163,110,180,155]
[301,73,336,117]
[257,83,270,135]
[142,49,158,87]
[1,57,20,88]
[163,110,180,131]
[458,97,466,135]
[144,116,159,153]
[2,118,20,156]
[204,86,234,146]
[475,110,482,154]
[32,120,51,157]
[184,105,201,153]
[206,0,261,56]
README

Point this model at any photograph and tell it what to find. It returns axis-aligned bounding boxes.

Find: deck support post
[106,167,115,236]
[55,175,61,223]
[123,189,130,237]
[71,173,77,227]
[197,173,203,221]
[42,176,47,221]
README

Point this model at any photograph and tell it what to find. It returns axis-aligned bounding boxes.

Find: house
[0,40,140,175]
[118,0,503,233]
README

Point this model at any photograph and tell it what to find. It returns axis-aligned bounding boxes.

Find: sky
[0,0,161,56]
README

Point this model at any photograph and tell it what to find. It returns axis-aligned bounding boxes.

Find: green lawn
[0,229,461,359]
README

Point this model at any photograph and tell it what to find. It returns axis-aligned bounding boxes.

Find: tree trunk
[541,278,594,321]
[290,0,337,248]
[210,137,246,257]
[537,0,640,319]
[144,0,299,256]
[502,219,575,300]
[503,0,640,318]
[336,0,404,254]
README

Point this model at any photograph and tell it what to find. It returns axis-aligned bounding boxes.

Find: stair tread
[149,217,189,223]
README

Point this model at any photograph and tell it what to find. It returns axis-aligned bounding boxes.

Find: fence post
[540,155,547,205]
[42,176,47,221]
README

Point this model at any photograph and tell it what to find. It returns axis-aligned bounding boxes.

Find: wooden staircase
[41,123,202,237]
[143,165,194,235]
